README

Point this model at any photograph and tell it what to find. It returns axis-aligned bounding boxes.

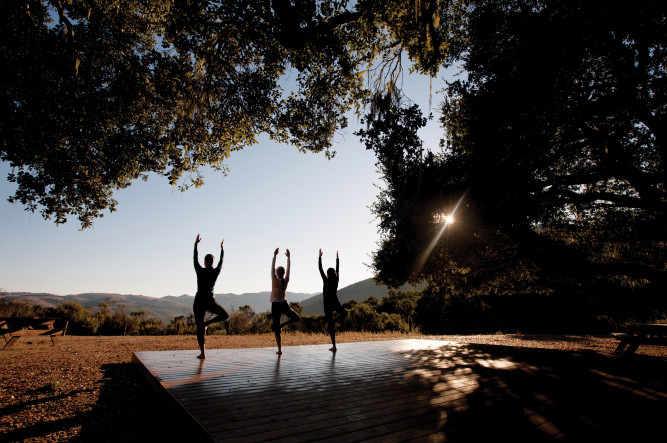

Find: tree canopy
[1,0,453,227]
[4,0,665,323]
[360,0,667,321]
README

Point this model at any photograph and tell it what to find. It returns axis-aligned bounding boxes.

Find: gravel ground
[1,332,664,442]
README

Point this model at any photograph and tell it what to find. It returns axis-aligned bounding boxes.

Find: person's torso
[196,267,220,296]
[322,276,339,300]
[270,276,289,303]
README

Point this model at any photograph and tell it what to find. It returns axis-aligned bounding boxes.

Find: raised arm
[216,239,224,270]
[336,251,339,276]
[271,248,278,278]
[194,234,201,270]
[285,249,291,280]
[318,249,326,280]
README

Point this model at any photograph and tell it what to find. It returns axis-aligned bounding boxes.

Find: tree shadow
[121,341,666,442]
[74,362,210,442]
[396,342,667,441]
[1,361,207,442]
[0,388,96,419]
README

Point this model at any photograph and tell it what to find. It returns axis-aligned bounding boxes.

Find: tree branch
[546,187,654,210]
[54,0,74,43]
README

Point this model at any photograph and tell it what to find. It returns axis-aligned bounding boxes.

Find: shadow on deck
[132,339,667,442]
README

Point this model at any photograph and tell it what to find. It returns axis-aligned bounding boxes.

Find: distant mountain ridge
[300,279,420,315]
[0,291,314,323]
[1,278,420,322]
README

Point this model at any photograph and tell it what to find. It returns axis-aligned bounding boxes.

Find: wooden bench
[612,323,667,355]
[1,317,69,350]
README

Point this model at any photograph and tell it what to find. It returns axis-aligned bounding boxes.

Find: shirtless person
[193,234,228,359]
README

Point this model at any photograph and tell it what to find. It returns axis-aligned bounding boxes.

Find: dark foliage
[361,0,667,333]
[1,0,453,227]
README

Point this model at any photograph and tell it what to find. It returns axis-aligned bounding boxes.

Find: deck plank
[134,338,667,442]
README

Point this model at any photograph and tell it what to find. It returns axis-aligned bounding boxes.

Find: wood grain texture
[134,338,667,442]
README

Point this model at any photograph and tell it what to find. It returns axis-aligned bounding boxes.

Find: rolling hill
[0,291,315,323]
[1,278,421,321]
[300,278,420,315]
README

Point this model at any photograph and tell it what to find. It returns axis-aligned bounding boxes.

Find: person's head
[204,254,214,268]
[327,267,337,279]
[276,266,285,278]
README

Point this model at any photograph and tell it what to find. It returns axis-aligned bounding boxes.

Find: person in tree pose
[271,247,301,355]
[319,249,347,351]
[193,234,228,359]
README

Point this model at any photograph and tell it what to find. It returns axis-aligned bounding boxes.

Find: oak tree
[362,0,667,324]
[1,0,450,226]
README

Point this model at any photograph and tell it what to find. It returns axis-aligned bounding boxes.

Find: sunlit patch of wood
[133,338,667,442]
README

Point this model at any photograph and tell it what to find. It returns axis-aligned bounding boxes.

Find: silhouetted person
[319,249,347,351]
[193,234,228,359]
[271,247,301,355]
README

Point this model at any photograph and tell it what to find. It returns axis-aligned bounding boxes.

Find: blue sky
[0,70,452,299]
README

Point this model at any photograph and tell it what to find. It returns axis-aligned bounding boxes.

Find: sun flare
[433,213,455,225]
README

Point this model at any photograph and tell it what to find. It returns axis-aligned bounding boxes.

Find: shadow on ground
[1,389,95,442]
[0,363,207,442]
[74,362,208,442]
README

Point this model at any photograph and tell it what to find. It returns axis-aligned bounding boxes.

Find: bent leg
[336,305,348,322]
[204,299,229,327]
[279,305,301,329]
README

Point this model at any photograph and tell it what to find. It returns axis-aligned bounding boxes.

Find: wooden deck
[133,339,667,442]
